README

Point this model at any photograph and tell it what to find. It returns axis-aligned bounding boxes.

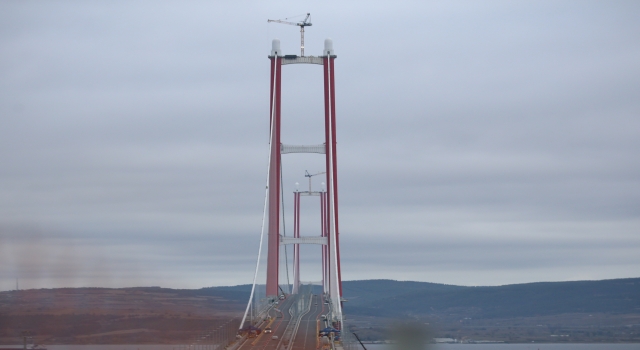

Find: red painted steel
[322,57,332,296]
[293,192,301,293]
[328,57,343,297]
[320,192,328,293]
[323,56,343,298]
[266,56,282,297]
[325,191,329,294]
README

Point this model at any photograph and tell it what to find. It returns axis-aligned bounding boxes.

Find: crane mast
[304,170,326,192]
[267,13,312,56]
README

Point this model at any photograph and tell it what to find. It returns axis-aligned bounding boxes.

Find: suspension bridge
[228,38,350,350]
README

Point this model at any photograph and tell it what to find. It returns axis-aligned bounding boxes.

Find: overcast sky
[1,1,639,291]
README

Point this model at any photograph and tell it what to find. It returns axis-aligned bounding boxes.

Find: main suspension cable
[240,56,278,330]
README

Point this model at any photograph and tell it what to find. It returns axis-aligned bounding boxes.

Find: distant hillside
[2,278,639,344]
[0,286,247,345]
[341,278,640,318]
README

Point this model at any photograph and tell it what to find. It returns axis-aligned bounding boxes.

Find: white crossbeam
[299,191,322,196]
[281,56,324,65]
[280,236,328,245]
[281,144,325,154]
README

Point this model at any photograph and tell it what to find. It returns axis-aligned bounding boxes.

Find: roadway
[237,292,327,350]
[237,295,293,350]
[291,294,327,350]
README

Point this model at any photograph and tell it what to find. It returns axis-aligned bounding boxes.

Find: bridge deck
[292,294,326,350]
[237,293,328,350]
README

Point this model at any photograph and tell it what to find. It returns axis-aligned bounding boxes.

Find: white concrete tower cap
[324,39,334,56]
[271,39,281,57]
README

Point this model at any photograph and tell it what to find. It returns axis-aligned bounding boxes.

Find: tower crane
[304,170,325,192]
[268,13,312,56]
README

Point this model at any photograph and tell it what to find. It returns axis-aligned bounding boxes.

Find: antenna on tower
[268,13,312,56]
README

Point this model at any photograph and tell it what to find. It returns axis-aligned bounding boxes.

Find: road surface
[237,292,326,350]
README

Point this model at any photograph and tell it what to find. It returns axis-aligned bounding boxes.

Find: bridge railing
[176,317,241,350]
[339,328,360,350]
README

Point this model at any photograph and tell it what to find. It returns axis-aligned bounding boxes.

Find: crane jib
[267,13,312,56]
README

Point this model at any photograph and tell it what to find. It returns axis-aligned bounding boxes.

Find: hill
[1,278,639,344]
[340,278,640,343]
[0,286,247,345]
[341,277,640,318]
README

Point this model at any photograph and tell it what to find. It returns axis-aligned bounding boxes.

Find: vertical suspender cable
[240,56,278,330]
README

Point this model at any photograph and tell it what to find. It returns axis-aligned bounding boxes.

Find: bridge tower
[291,173,326,295]
[265,38,343,320]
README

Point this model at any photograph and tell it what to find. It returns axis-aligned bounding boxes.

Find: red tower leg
[266,55,282,298]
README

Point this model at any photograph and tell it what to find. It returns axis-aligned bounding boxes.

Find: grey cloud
[1,1,639,290]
